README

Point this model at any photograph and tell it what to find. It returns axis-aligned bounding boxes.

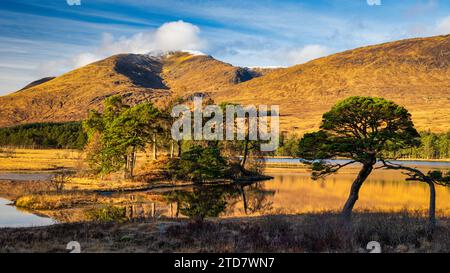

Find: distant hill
[0,35,449,134]
[18,77,56,92]
[0,52,258,127]
[215,35,450,133]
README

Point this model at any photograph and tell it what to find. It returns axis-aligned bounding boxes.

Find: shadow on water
[163,183,275,223]
[74,182,275,224]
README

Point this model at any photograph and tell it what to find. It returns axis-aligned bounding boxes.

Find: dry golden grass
[2,213,450,253]
[0,148,168,193]
[162,52,255,95]
[0,148,83,171]
[65,177,148,191]
[15,193,97,210]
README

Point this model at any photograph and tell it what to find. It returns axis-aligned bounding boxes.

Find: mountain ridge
[0,35,449,134]
[0,52,258,127]
[214,34,450,133]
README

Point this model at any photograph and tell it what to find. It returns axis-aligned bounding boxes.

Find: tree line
[82,96,266,180]
[277,130,450,160]
[1,108,447,162]
[0,122,87,149]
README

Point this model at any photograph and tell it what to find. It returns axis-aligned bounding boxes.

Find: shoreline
[263,156,450,162]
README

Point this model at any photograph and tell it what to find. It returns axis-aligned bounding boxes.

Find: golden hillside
[215,35,450,133]
[0,35,448,134]
[0,54,163,126]
[0,52,256,127]
[162,51,257,95]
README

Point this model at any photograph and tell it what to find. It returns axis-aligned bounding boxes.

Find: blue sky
[0,0,449,94]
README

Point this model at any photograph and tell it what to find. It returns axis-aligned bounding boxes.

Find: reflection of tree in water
[228,183,275,215]
[165,186,231,223]
[164,183,275,222]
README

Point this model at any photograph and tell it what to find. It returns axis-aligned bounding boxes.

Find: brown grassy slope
[214,35,450,133]
[161,51,256,96]
[0,52,256,127]
[249,66,283,76]
[0,54,171,127]
[17,77,56,92]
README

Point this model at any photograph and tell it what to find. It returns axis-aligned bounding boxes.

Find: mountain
[0,35,449,134]
[18,77,56,92]
[0,52,258,127]
[215,35,450,133]
[161,51,258,95]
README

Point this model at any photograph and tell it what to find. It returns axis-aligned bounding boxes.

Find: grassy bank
[1,149,449,173]
[0,148,83,171]
[1,212,450,253]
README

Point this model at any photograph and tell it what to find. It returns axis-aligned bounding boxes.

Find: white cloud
[154,21,204,51]
[284,45,330,65]
[40,20,205,73]
[406,15,450,37]
[72,52,99,68]
[435,16,450,35]
[94,20,204,58]
[213,43,332,68]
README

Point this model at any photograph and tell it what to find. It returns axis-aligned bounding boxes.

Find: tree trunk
[177,140,182,158]
[170,141,174,158]
[241,138,249,168]
[342,163,374,222]
[426,180,436,231]
[152,133,157,160]
[132,148,137,177]
[379,161,438,232]
[241,185,248,214]
[124,155,130,179]
[129,146,136,178]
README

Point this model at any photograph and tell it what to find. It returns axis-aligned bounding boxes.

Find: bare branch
[304,160,357,179]
[379,159,430,183]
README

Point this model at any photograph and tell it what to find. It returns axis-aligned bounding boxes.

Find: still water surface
[161,160,450,218]
[259,168,450,215]
[0,198,55,228]
[0,160,449,227]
